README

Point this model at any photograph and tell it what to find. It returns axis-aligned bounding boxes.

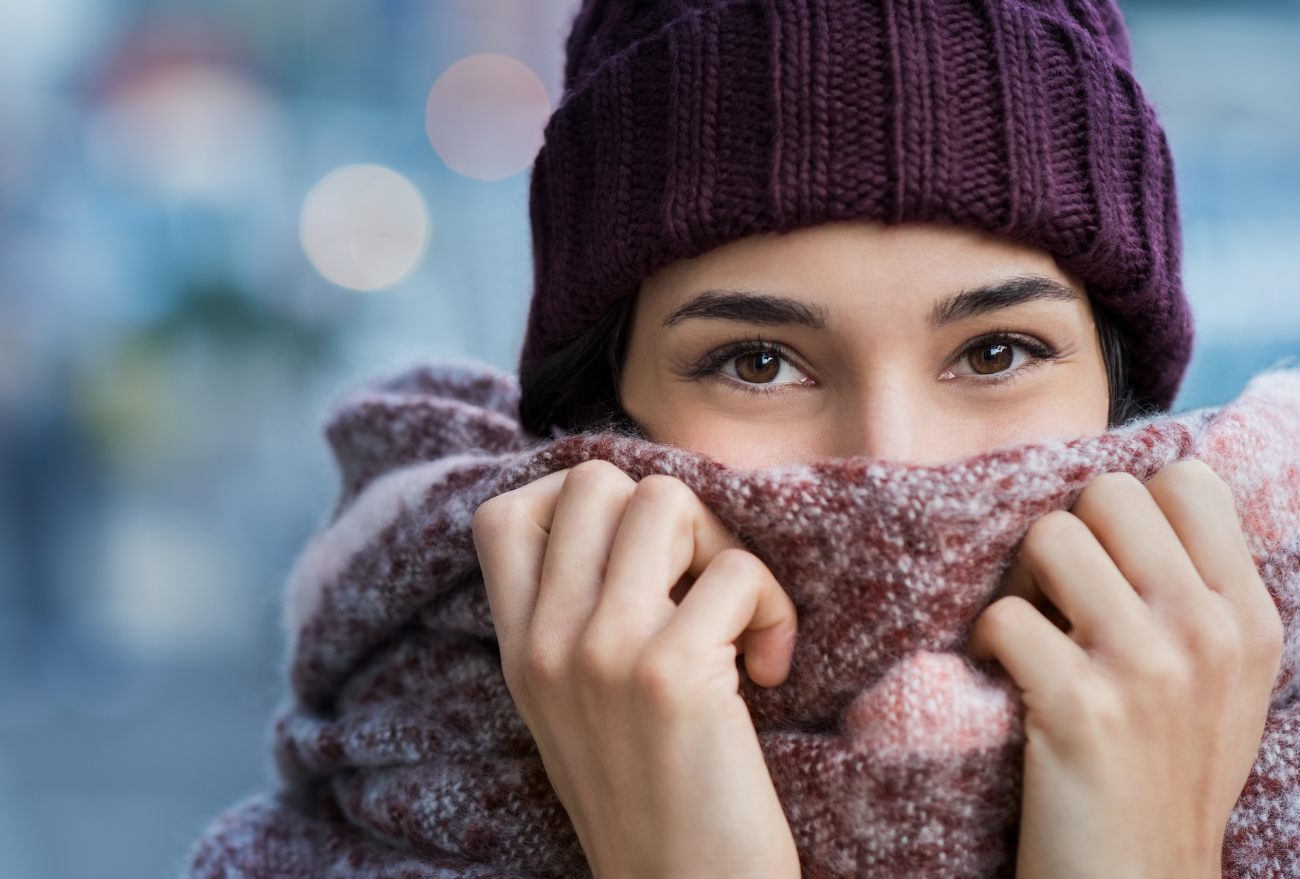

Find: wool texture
[523,0,1190,410]
[190,363,1300,879]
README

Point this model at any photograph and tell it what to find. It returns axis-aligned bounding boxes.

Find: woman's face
[620,221,1110,468]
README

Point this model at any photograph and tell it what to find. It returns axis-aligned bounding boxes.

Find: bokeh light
[299,164,430,292]
[85,64,285,204]
[425,53,551,181]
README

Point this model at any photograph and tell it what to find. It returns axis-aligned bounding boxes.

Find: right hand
[472,460,801,879]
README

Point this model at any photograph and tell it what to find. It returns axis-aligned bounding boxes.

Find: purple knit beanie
[523,0,1190,410]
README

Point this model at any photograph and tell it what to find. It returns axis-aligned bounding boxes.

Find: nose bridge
[848,377,920,462]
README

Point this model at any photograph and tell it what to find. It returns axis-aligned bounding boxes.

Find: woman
[472,1,1282,877]
[190,1,1297,877]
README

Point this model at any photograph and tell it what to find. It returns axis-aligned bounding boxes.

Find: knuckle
[1074,472,1145,517]
[520,638,565,691]
[631,647,686,711]
[567,459,632,494]
[1157,459,1235,506]
[472,495,518,542]
[1090,470,1144,496]
[1165,458,1221,487]
[1025,510,1084,548]
[1133,643,1192,694]
[633,474,693,507]
[571,634,621,689]
[980,595,1027,635]
[1081,689,1126,737]
[1047,671,1118,732]
[709,547,767,580]
[569,458,622,481]
[1192,615,1245,673]
[971,596,1035,658]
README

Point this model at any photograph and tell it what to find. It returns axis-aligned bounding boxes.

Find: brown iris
[735,351,782,383]
[968,343,1014,375]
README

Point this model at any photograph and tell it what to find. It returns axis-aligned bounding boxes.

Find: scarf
[189,363,1300,879]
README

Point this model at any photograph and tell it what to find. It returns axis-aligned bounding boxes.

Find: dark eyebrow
[930,276,1080,327]
[663,290,827,329]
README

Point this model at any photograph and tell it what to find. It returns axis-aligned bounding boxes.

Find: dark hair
[519,294,1152,438]
[1093,297,1151,428]
[519,296,638,437]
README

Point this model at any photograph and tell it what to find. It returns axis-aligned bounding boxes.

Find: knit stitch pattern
[190,363,1300,878]
[524,0,1190,409]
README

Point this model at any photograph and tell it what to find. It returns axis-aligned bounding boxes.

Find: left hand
[969,460,1283,879]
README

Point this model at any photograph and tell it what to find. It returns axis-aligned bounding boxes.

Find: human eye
[943,332,1059,382]
[690,340,814,389]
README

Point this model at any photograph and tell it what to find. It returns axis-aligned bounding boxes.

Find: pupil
[971,344,1013,375]
[737,352,781,383]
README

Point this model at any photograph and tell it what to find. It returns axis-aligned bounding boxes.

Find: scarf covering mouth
[190,364,1300,879]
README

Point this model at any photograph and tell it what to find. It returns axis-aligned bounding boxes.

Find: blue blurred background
[0,1,1297,877]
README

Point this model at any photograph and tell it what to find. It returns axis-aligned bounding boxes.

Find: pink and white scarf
[190,364,1300,879]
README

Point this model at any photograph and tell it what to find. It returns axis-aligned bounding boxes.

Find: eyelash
[949,330,1061,384]
[688,331,1061,392]
[688,337,810,393]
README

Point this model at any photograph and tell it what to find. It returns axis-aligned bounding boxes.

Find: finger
[532,461,637,650]
[473,470,571,651]
[969,595,1090,696]
[651,548,797,688]
[1144,461,1261,605]
[1145,461,1283,670]
[1010,511,1150,648]
[1071,472,1205,608]
[592,475,742,637]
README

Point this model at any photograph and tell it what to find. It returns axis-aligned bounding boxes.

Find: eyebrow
[663,290,827,329]
[929,276,1080,327]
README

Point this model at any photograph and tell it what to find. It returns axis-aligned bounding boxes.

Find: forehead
[637,221,1080,324]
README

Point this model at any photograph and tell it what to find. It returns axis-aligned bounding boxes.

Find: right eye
[722,350,809,385]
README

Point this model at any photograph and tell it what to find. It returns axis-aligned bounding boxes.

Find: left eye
[955,341,1027,377]
[722,351,807,385]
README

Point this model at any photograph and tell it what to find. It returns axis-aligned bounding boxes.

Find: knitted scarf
[190,364,1300,879]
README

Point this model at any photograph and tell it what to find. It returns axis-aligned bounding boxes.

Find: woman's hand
[970,460,1284,879]
[472,461,801,879]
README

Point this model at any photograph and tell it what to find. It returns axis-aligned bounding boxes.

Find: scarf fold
[190,362,1300,879]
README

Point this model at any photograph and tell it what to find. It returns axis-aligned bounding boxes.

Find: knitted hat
[523,0,1190,410]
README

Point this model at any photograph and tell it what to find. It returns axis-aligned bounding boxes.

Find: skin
[474,221,1283,879]
[621,222,1109,465]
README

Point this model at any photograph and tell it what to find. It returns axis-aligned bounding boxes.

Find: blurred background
[0,1,1297,877]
